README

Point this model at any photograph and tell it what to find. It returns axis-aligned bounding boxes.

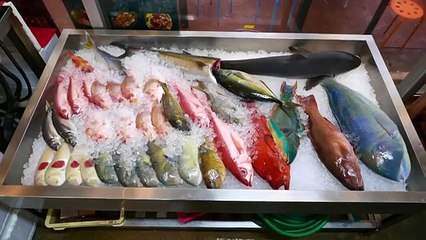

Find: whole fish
[249,105,290,190]
[147,141,182,186]
[212,69,296,109]
[91,80,111,109]
[34,146,56,186]
[83,32,125,74]
[45,143,71,186]
[219,46,361,89]
[155,50,219,84]
[199,141,226,189]
[68,52,94,73]
[94,152,119,184]
[115,164,141,187]
[322,79,410,181]
[106,82,126,102]
[67,75,86,114]
[51,108,78,147]
[300,95,364,190]
[79,155,102,187]
[175,84,253,186]
[66,152,83,186]
[179,139,202,186]
[42,103,62,151]
[193,81,245,124]
[270,82,301,163]
[54,79,72,119]
[136,153,160,187]
[160,83,191,131]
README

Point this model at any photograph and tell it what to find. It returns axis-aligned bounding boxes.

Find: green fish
[193,81,245,124]
[160,83,191,131]
[268,120,294,163]
[179,139,202,186]
[155,50,220,84]
[94,152,118,184]
[270,81,302,163]
[115,164,141,187]
[136,153,160,187]
[212,69,298,109]
[147,141,182,186]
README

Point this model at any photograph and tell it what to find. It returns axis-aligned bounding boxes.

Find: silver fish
[42,103,62,150]
[51,108,77,147]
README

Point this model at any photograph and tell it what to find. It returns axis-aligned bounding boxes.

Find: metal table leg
[397,54,426,102]
[254,0,262,24]
[270,0,280,31]
[364,0,391,34]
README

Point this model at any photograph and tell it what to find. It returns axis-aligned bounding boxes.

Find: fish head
[371,139,406,181]
[237,162,253,186]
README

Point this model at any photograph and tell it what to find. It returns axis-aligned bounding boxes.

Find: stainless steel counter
[0,30,425,213]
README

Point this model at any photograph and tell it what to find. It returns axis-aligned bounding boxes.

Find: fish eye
[239,167,247,177]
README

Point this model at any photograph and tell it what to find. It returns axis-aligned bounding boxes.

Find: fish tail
[280,81,297,95]
[278,99,301,113]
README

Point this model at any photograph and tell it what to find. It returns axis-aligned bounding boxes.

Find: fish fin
[182,50,192,55]
[305,76,326,90]
[279,101,301,114]
[281,81,298,95]
[83,31,95,49]
[259,80,277,98]
[288,46,312,54]
[289,53,307,60]
[45,100,51,112]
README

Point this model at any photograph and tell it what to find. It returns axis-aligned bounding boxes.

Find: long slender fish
[300,95,364,190]
[220,46,361,89]
[322,79,410,181]
[212,69,297,109]
[42,103,62,151]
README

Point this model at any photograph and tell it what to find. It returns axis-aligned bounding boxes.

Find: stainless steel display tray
[0,30,425,213]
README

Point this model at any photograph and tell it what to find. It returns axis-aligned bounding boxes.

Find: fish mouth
[212,59,221,70]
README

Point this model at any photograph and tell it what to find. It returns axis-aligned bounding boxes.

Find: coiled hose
[257,213,329,238]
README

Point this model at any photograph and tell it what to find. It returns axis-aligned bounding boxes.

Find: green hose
[257,213,329,238]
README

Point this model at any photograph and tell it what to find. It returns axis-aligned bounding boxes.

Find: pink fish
[54,80,72,119]
[175,84,253,186]
[121,75,141,103]
[82,78,94,102]
[175,85,209,127]
[91,81,111,109]
[151,102,170,135]
[136,109,157,140]
[67,76,87,114]
[106,82,126,103]
[85,112,114,142]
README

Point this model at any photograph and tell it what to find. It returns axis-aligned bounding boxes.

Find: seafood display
[22,38,410,192]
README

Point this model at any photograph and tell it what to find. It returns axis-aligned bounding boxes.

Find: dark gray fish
[42,103,62,150]
[115,164,141,187]
[51,108,77,147]
[136,153,160,187]
[94,152,119,184]
[220,46,361,90]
